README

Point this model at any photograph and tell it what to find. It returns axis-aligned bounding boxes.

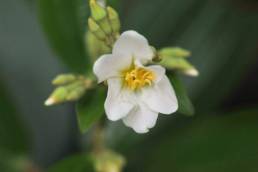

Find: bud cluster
[45,74,94,106]
[154,47,199,77]
[88,0,121,48]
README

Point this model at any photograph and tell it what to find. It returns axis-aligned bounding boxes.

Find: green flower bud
[159,47,191,58]
[52,74,76,85]
[88,18,106,40]
[86,31,111,62]
[66,86,86,101]
[160,58,199,77]
[89,0,112,35]
[99,18,113,35]
[107,6,120,33]
[90,0,107,21]
[45,87,68,106]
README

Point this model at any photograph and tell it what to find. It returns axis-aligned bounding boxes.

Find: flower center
[124,67,155,90]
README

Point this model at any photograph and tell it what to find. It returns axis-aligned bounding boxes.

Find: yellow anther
[123,67,155,90]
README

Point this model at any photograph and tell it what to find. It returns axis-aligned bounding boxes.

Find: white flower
[93,30,178,133]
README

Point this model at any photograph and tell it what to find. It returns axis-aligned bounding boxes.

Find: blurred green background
[0,0,258,171]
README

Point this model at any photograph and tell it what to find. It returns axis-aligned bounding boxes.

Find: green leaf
[168,73,194,116]
[48,154,94,172]
[0,81,28,154]
[76,87,106,133]
[37,0,90,73]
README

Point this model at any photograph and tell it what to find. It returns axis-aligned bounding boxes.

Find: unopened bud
[99,18,113,35]
[160,58,199,77]
[89,0,112,35]
[159,47,191,58]
[86,31,111,62]
[88,18,107,40]
[107,6,120,33]
[45,87,68,106]
[52,74,76,85]
[66,86,86,101]
[90,0,107,21]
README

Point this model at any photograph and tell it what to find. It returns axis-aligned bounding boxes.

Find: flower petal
[122,103,158,134]
[141,76,178,114]
[105,78,135,121]
[146,65,166,83]
[93,54,131,83]
[113,30,154,64]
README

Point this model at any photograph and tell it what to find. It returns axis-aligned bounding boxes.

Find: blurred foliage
[0,80,28,171]
[125,108,258,172]
[48,154,94,172]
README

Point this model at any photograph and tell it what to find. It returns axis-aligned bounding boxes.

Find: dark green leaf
[48,154,94,172]
[76,87,106,133]
[168,73,194,116]
[37,0,90,73]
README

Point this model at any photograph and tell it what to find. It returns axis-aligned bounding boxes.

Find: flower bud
[90,0,107,21]
[52,74,76,85]
[88,18,107,40]
[89,0,112,35]
[107,6,120,33]
[160,57,199,77]
[45,87,68,106]
[86,31,111,62]
[159,47,191,58]
[66,86,86,101]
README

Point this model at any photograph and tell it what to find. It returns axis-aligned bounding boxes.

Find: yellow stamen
[123,67,155,91]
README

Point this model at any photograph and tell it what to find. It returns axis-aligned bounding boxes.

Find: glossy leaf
[76,87,106,133]
[37,0,90,73]
[48,154,94,172]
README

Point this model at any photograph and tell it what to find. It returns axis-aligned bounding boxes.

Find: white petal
[105,78,135,121]
[93,54,131,83]
[123,103,158,134]
[146,65,166,83]
[141,76,178,114]
[113,30,154,64]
